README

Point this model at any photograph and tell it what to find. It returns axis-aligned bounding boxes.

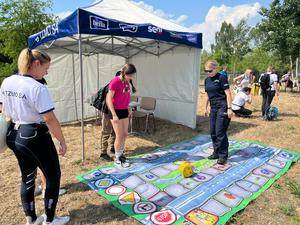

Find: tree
[214,21,235,65]
[257,0,300,68]
[0,0,54,79]
[213,19,251,74]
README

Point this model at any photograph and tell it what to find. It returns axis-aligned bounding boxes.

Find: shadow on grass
[68,202,132,224]
[63,182,90,194]
[279,112,299,118]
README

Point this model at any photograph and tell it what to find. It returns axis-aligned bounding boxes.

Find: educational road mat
[77,135,299,225]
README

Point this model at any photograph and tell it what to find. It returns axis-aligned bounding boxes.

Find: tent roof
[28,0,202,50]
[83,0,192,32]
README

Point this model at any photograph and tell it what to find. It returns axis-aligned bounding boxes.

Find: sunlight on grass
[279,204,296,216]
[287,179,300,198]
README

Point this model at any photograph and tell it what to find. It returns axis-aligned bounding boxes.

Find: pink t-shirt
[108,76,130,109]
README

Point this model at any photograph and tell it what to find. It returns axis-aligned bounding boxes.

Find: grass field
[0,87,299,225]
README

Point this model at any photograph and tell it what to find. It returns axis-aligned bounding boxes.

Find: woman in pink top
[106,63,137,168]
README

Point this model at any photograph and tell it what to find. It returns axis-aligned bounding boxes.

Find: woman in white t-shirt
[233,69,255,93]
[0,48,69,225]
[232,87,252,117]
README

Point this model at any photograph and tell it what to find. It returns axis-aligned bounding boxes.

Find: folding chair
[132,97,156,133]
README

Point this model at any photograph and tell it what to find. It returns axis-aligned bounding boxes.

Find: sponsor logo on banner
[119,24,138,33]
[90,16,109,30]
[170,32,183,39]
[186,34,197,43]
[148,25,163,34]
[34,23,59,43]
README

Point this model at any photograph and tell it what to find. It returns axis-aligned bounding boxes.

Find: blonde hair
[244,69,253,76]
[18,48,51,74]
[267,65,274,73]
[205,60,218,69]
[120,63,137,81]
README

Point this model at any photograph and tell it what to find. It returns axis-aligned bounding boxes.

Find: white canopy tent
[28,0,202,159]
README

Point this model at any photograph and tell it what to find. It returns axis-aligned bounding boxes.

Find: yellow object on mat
[179,162,193,177]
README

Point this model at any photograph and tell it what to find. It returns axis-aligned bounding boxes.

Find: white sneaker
[58,188,67,196]
[42,215,70,225]
[26,215,44,225]
[114,158,131,168]
[42,188,67,199]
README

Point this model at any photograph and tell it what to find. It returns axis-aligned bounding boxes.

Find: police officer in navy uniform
[204,60,233,165]
[0,48,70,225]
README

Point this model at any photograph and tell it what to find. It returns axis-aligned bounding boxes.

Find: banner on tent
[28,9,202,49]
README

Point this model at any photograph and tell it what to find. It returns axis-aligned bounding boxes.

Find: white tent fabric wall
[45,50,124,122]
[46,46,200,128]
[131,45,200,128]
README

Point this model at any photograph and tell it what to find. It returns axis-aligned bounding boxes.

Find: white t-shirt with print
[232,91,249,110]
[0,75,54,124]
[269,73,278,91]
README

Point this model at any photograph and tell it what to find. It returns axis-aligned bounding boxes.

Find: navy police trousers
[209,101,231,159]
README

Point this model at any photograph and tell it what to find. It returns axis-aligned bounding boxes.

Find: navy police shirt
[205,73,229,101]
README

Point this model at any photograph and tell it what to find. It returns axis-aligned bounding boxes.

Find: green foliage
[257,0,300,63]
[233,48,288,77]
[213,20,251,66]
[287,179,300,198]
[0,0,54,78]
[279,204,296,217]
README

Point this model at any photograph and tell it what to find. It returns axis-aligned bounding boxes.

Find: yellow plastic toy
[251,83,260,96]
[179,162,193,178]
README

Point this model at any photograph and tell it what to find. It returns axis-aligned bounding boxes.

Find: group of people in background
[203,60,289,167]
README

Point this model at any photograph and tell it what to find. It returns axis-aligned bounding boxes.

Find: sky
[51,0,272,50]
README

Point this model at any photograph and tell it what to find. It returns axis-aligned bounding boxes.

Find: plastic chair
[132,97,156,133]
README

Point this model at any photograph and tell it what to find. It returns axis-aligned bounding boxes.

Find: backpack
[92,84,109,112]
[265,106,279,121]
[259,73,270,92]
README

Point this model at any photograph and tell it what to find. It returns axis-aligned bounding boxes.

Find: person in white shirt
[233,69,255,93]
[280,71,293,91]
[259,66,279,117]
[0,48,70,225]
[232,87,252,117]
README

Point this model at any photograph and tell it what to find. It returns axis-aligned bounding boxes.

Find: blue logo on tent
[119,24,138,33]
[90,16,109,30]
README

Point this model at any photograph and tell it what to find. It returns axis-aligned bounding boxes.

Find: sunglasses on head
[204,69,214,73]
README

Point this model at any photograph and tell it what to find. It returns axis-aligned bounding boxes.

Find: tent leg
[78,34,85,161]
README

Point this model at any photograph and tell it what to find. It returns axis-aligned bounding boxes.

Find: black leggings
[6,123,61,222]
[233,107,252,117]
[261,90,275,116]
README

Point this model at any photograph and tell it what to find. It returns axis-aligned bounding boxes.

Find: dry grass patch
[0,88,299,225]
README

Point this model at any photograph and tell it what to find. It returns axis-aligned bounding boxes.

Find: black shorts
[108,109,129,120]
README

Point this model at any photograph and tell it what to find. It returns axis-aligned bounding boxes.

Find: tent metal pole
[72,53,79,120]
[78,34,85,161]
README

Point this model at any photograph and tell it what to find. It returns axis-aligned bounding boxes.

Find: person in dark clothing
[259,66,279,118]
[204,60,233,165]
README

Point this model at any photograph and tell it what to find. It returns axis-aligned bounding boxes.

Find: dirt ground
[0,87,299,225]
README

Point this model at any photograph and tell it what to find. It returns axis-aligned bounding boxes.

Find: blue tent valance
[28,8,202,49]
